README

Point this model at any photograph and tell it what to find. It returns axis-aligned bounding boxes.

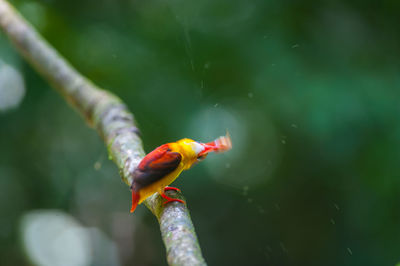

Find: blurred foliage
[1,0,400,265]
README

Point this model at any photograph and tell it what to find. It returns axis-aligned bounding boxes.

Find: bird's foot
[161,187,185,205]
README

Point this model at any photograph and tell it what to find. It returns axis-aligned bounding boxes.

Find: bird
[130,132,232,213]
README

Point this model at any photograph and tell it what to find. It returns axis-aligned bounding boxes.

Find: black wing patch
[132,144,182,191]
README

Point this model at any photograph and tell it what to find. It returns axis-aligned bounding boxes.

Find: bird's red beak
[198,132,232,156]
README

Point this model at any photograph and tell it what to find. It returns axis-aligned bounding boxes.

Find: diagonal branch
[0,1,206,265]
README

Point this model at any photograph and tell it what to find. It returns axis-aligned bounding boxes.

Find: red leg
[161,187,185,205]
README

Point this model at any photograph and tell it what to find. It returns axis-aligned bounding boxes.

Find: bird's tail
[130,189,140,213]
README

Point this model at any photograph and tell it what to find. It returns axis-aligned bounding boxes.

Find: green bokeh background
[1,0,400,265]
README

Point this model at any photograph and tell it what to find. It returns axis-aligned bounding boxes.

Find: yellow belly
[138,165,184,204]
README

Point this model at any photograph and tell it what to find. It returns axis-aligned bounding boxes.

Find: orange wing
[131,144,182,192]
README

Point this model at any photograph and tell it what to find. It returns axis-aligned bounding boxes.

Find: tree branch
[0,1,206,265]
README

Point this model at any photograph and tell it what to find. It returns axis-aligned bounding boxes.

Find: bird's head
[175,132,232,168]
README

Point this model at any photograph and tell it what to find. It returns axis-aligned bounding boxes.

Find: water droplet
[190,59,195,71]
[242,186,249,196]
[204,62,210,69]
[291,44,300,48]
[225,163,231,168]
[347,248,352,255]
[94,162,101,170]
[330,218,335,225]
[334,203,340,210]
[214,103,219,108]
[281,139,286,144]
[262,246,271,259]
[248,92,253,98]
[291,124,298,128]
[280,242,288,253]
[263,252,270,260]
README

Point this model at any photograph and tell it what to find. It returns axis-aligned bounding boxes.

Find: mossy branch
[0,1,206,265]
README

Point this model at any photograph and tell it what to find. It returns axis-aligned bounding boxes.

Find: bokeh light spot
[20,210,92,266]
[0,61,25,111]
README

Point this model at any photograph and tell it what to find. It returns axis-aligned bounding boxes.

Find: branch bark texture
[0,1,206,265]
